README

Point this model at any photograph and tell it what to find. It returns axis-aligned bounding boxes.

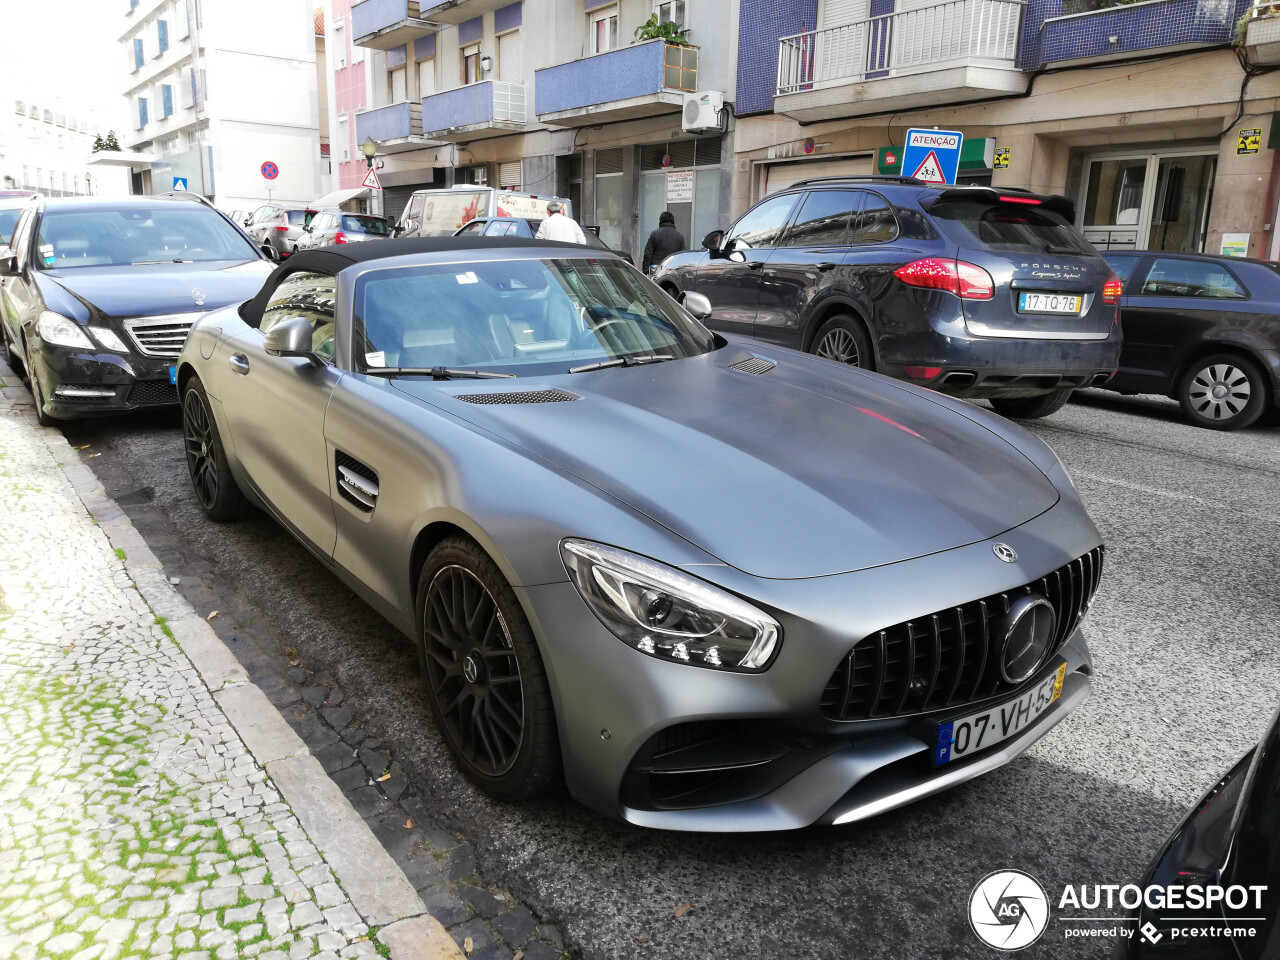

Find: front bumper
[519,496,1100,831]
[30,344,178,420]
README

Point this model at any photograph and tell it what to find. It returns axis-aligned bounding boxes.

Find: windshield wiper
[568,354,673,374]
[364,366,516,381]
[130,258,195,264]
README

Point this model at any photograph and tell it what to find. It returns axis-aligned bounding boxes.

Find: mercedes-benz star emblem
[1000,595,1057,684]
[462,655,479,684]
[191,287,206,306]
[993,542,1017,563]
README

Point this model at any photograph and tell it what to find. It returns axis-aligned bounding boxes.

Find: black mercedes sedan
[1102,251,1280,430]
[0,194,272,425]
[1115,703,1278,958]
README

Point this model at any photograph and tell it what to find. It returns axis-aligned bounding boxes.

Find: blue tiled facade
[357,102,416,142]
[414,34,435,59]
[351,0,408,40]
[458,15,483,44]
[736,0,817,115]
[494,1,522,32]
[386,44,407,68]
[534,40,677,116]
[423,82,495,129]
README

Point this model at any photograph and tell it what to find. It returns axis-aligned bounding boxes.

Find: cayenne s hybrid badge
[993,542,1018,563]
[192,287,206,306]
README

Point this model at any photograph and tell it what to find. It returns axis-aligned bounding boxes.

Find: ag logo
[969,870,1050,951]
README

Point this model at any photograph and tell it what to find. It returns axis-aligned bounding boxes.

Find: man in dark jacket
[642,211,686,274]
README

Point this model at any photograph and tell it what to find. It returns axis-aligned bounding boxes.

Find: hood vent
[458,389,578,405]
[729,356,775,375]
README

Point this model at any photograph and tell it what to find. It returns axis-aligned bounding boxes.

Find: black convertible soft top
[239,236,604,327]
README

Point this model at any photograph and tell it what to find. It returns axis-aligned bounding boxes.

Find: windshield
[0,207,22,245]
[288,210,314,226]
[353,257,715,377]
[929,198,1093,256]
[342,215,389,235]
[36,206,260,268]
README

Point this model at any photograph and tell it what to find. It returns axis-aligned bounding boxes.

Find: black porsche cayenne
[0,193,271,425]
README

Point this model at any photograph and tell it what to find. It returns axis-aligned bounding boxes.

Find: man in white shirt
[534,201,586,244]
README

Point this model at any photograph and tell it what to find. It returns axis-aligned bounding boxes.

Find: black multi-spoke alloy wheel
[812,314,874,370]
[1177,352,1267,431]
[182,375,249,521]
[416,536,559,800]
[990,388,1074,420]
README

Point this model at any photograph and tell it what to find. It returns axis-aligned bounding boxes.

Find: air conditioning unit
[682,91,724,134]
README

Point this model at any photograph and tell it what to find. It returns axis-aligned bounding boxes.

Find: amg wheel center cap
[462,654,481,684]
[1000,595,1056,684]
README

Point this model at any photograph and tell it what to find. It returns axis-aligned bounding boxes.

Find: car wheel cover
[423,564,524,778]
[1188,363,1251,421]
[817,328,860,365]
[182,390,219,510]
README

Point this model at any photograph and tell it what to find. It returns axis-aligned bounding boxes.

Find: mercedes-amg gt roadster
[177,237,1104,831]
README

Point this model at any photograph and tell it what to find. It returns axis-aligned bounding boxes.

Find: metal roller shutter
[383,186,419,222]
[498,30,522,83]
[764,156,872,196]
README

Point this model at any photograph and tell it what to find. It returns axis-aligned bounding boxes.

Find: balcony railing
[777,0,1024,95]
[355,101,425,149]
[422,81,526,140]
[352,0,436,50]
[535,40,697,125]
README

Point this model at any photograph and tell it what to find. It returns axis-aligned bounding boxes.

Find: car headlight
[88,326,130,353]
[561,539,780,671]
[35,312,93,349]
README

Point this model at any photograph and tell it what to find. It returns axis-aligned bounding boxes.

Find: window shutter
[391,66,407,103]
[499,161,521,188]
[820,0,869,26]
[418,60,436,98]
[498,30,521,83]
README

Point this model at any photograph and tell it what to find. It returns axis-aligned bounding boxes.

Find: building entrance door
[1079,150,1216,253]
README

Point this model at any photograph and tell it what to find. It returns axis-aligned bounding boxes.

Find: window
[498,161,521,189]
[462,44,481,84]
[497,30,521,82]
[260,272,338,361]
[1139,258,1247,300]
[725,193,800,251]
[136,96,149,129]
[852,193,897,243]
[417,58,436,98]
[930,197,1090,256]
[156,19,169,55]
[781,191,858,246]
[1104,254,1140,286]
[337,117,349,162]
[390,66,407,103]
[590,6,618,54]
[655,1,685,26]
[35,205,259,269]
[334,23,345,68]
[134,37,145,71]
[483,219,519,237]
[161,84,174,118]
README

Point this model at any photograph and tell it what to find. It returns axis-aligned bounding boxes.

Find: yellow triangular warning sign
[361,166,381,190]
[910,150,946,184]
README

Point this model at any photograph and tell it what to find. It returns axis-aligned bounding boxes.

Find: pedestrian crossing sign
[910,150,947,184]
[361,166,381,190]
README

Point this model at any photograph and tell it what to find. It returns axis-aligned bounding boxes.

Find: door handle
[229,354,250,375]
[817,262,837,272]
[747,261,765,270]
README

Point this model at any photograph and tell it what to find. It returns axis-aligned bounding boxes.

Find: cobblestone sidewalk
[0,377,458,959]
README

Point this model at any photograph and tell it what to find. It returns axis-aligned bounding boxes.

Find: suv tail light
[333,231,348,244]
[1102,272,1123,304]
[275,213,290,232]
[892,258,995,300]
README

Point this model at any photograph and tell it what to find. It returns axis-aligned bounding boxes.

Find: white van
[395,187,573,238]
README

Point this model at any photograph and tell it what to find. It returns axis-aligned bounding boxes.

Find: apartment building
[734,0,1280,260]
[321,0,376,209]
[118,0,324,211]
[0,100,129,198]
[346,0,738,258]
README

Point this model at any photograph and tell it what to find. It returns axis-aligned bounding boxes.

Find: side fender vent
[729,356,776,375]
[335,451,379,513]
[457,389,578,405]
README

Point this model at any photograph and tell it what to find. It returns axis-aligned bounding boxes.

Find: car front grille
[821,546,1104,721]
[124,314,200,358]
[126,379,179,405]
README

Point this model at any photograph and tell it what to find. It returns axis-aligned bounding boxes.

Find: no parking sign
[261,161,279,181]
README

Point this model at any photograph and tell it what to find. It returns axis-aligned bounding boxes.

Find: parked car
[244,204,316,259]
[395,186,573,238]
[0,189,35,245]
[1100,251,1280,430]
[297,212,391,251]
[654,177,1123,419]
[0,194,271,425]
[176,235,1104,830]
[1114,702,1278,958]
[453,216,617,253]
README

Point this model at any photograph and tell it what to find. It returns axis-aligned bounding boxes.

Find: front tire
[416,536,560,801]
[1177,353,1266,431]
[28,362,59,427]
[182,375,249,521]
[990,388,1073,420]
[812,315,874,370]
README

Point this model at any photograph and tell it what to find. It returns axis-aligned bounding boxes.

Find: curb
[39,417,466,960]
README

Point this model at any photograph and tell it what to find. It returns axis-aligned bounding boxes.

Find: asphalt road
[61,388,1280,960]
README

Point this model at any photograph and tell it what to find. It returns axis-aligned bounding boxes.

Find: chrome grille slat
[124,313,201,358]
[823,546,1104,721]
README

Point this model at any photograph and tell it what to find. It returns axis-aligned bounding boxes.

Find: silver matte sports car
[177,237,1104,831]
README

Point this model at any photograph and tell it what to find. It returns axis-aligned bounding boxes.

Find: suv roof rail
[158,190,215,207]
[788,175,926,188]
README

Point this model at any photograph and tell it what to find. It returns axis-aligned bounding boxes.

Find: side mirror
[0,245,13,275]
[263,316,324,367]
[702,230,724,253]
[263,245,282,263]
[682,291,713,321]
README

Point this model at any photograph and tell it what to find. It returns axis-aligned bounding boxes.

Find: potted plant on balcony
[633,13,690,46]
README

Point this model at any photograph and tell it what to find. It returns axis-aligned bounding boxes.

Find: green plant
[633,13,689,45]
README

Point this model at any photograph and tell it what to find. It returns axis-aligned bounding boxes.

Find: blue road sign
[172,177,188,191]
[261,161,279,181]
[901,128,964,185]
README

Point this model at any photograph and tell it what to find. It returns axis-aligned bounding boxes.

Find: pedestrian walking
[534,201,586,244]
[642,211,686,274]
